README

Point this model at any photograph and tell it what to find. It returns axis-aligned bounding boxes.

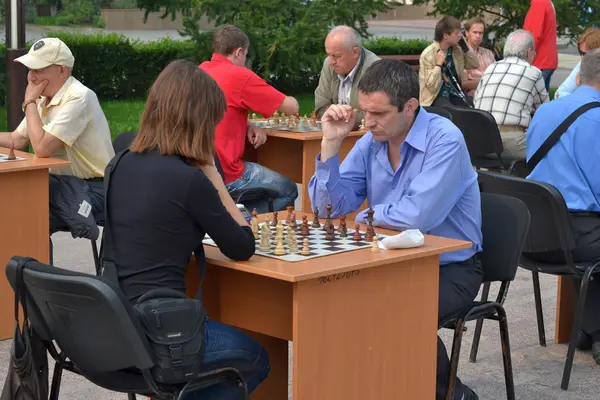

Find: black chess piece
[324,204,333,231]
[325,223,335,241]
[312,208,321,228]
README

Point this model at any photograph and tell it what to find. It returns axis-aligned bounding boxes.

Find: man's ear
[406,98,420,115]
[576,72,581,87]
[353,46,360,58]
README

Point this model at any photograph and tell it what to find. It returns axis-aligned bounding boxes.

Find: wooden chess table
[186,211,472,399]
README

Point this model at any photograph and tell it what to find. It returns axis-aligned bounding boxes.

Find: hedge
[0,33,430,107]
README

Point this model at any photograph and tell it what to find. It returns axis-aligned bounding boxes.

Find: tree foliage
[134,0,391,93]
[411,0,598,42]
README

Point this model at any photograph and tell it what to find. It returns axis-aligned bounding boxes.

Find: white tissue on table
[378,229,424,250]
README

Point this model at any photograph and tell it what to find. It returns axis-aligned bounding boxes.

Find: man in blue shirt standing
[309,59,483,400]
[527,48,600,363]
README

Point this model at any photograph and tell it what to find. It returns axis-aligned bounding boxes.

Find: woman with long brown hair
[105,59,269,399]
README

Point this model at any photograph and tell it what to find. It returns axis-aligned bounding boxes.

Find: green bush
[364,37,430,56]
[0,33,430,107]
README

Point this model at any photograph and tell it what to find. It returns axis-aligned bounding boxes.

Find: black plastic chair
[424,106,453,120]
[5,256,252,400]
[477,170,600,390]
[441,105,524,175]
[213,153,276,213]
[440,193,529,400]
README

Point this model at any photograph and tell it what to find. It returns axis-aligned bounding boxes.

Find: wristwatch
[22,99,36,112]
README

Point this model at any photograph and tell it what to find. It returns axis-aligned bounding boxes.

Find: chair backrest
[478,171,576,257]
[424,106,452,121]
[442,105,504,159]
[5,256,155,375]
[113,131,138,154]
[480,193,530,282]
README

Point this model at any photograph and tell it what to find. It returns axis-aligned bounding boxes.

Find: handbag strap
[100,149,130,284]
[101,150,207,291]
[528,102,600,172]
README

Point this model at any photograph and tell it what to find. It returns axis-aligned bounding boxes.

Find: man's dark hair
[434,16,462,42]
[212,25,250,56]
[358,59,420,111]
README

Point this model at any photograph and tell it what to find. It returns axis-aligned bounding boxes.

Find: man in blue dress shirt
[527,48,600,363]
[309,59,483,400]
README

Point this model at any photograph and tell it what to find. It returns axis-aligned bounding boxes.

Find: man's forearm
[24,103,46,153]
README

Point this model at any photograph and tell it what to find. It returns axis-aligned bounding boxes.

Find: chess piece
[312,208,321,228]
[259,224,271,252]
[301,216,310,236]
[290,212,297,230]
[353,224,362,241]
[288,228,299,254]
[271,211,278,227]
[274,236,286,256]
[323,204,333,231]
[360,118,366,129]
[7,141,16,160]
[301,238,310,256]
[325,223,335,241]
[365,227,374,242]
[286,205,294,224]
[252,208,258,219]
[371,236,380,253]
[276,220,284,240]
[251,217,259,239]
[252,113,257,120]
[339,216,348,238]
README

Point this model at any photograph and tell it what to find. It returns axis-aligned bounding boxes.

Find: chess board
[202,220,387,262]
[250,119,322,133]
[0,153,25,162]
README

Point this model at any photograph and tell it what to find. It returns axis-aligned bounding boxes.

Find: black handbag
[100,149,208,384]
[0,258,49,400]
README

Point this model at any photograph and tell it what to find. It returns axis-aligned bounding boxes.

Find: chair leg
[496,305,516,400]
[531,271,547,347]
[49,361,64,400]
[561,264,600,390]
[126,394,136,400]
[445,318,465,400]
[469,282,491,363]
[91,239,101,276]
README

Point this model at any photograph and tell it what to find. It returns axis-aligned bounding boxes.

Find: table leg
[555,275,578,344]
[0,169,49,339]
[292,256,440,399]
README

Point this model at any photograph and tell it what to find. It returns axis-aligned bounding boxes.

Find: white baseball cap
[15,38,75,70]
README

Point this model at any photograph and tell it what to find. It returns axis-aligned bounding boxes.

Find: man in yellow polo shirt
[0,38,114,245]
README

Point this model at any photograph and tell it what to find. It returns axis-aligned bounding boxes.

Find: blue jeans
[183,320,270,400]
[226,162,298,214]
[541,69,555,92]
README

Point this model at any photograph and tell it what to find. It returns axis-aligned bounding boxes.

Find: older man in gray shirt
[314,26,380,123]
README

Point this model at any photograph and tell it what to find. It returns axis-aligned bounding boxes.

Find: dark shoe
[593,340,600,365]
[576,330,593,351]
[461,385,479,400]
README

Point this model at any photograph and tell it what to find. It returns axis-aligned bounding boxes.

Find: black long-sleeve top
[107,150,255,303]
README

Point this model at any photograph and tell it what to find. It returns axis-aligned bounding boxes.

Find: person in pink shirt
[523,0,558,91]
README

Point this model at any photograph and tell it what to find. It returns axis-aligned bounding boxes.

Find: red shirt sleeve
[240,72,286,118]
[523,0,544,49]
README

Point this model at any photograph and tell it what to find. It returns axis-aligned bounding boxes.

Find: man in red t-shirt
[523,0,558,91]
[200,25,300,213]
